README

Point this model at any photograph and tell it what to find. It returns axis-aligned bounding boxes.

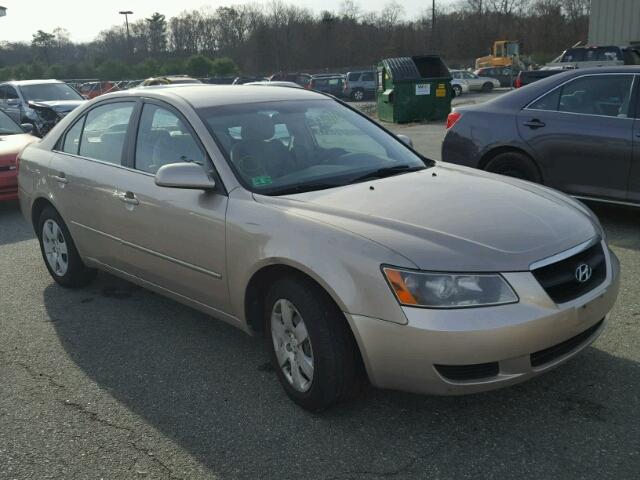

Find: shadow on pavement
[589,203,640,252]
[0,200,34,246]
[45,273,640,480]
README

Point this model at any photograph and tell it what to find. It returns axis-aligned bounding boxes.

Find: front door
[101,101,231,314]
[517,73,635,201]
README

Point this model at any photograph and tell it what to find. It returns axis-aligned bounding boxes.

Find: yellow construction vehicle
[475,40,521,69]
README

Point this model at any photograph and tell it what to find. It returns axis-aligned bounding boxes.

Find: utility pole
[119,10,133,57]
[431,0,436,48]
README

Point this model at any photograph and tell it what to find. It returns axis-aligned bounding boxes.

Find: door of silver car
[100,100,231,314]
[518,74,635,201]
[50,101,137,264]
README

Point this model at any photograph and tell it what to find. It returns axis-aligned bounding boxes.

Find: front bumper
[348,248,620,395]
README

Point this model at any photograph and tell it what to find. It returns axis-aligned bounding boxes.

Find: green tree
[146,12,167,56]
[185,54,212,77]
[31,30,56,64]
[210,57,239,76]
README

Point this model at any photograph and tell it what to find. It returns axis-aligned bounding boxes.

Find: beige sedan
[18,85,619,410]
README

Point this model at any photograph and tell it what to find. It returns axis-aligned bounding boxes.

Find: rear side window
[361,72,375,81]
[135,103,205,174]
[61,117,85,155]
[79,102,135,165]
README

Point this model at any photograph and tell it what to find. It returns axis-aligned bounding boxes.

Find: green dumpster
[376,55,453,123]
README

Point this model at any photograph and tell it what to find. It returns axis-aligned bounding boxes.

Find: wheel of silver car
[37,206,96,288]
[271,299,314,392]
[452,85,462,97]
[265,276,363,411]
[482,82,494,92]
[351,89,365,101]
[42,219,69,277]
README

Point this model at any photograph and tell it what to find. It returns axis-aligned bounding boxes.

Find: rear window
[562,47,622,62]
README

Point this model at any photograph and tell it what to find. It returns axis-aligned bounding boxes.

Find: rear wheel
[266,276,362,411]
[485,151,541,183]
[351,89,365,101]
[37,206,96,288]
[481,82,494,92]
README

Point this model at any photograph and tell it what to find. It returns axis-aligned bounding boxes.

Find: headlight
[382,267,518,308]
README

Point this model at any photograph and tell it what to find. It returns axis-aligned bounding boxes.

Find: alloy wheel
[42,219,69,277]
[271,299,314,392]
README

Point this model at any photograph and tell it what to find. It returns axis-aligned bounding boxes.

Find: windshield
[200,99,428,195]
[19,83,83,102]
[0,110,23,135]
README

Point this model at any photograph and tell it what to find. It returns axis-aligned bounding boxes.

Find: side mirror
[6,98,19,106]
[397,134,413,148]
[155,162,216,190]
[20,123,34,134]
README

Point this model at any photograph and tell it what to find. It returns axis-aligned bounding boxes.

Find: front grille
[435,362,499,381]
[532,242,606,304]
[530,319,604,367]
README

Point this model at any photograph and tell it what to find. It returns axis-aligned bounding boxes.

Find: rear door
[49,100,137,264]
[629,77,640,203]
[100,100,231,314]
[517,73,635,201]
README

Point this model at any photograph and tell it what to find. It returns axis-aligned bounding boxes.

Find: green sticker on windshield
[251,175,273,187]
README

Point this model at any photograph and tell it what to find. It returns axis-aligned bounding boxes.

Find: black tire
[452,85,462,97]
[485,151,542,183]
[265,276,363,411]
[36,206,97,288]
[481,82,494,92]
[350,89,365,101]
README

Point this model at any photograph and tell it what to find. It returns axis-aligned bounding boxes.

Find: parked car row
[14,81,620,412]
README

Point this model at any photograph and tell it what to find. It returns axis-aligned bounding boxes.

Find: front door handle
[118,191,139,206]
[523,119,546,129]
[52,173,69,184]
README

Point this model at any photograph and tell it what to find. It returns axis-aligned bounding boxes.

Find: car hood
[0,134,38,166]
[28,100,85,114]
[256,163,599,272]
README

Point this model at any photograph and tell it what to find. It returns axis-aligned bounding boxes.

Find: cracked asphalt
[1,126,639,479]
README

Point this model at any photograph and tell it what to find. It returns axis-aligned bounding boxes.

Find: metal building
[589,0,640,46]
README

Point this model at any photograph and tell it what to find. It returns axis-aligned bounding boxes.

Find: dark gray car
[442,67,640,206]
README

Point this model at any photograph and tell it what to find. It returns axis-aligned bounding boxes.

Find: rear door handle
[523,119,546,129]
[52,173,69,184]
[118,191,139,206]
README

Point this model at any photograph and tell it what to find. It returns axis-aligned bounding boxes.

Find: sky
[0,0,457,43]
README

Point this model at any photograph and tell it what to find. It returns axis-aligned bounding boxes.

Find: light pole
[119,10,133,56]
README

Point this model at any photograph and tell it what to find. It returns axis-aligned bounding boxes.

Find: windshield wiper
[350,164,426,183]
[267,183,340,196]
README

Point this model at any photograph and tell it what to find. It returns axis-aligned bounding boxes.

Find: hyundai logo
[575,263,592,283]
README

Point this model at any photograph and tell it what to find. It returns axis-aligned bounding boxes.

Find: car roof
[107,84,329,108]
[1,79,65,86]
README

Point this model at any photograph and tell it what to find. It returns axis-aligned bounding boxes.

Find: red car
[0,110,38,201]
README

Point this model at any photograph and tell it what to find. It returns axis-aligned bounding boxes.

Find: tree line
[0,0,591,81]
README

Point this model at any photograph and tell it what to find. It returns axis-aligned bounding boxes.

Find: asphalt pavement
[1,98,639,478]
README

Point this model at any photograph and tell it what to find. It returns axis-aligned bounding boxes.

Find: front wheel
[351,89,365,101]
[266,276,363,411]
[37,206,96,288]
[452,85,462,97]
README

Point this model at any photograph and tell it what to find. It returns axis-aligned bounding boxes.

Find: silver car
[18,85,619,411]
[450,70,501,92]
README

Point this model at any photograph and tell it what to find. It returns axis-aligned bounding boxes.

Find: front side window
[135,104,205,174]
[201,99,427,195]
[348,73,361,81]
[19,83,83,102]
[79,102,135,165]
[558,75,634,117]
